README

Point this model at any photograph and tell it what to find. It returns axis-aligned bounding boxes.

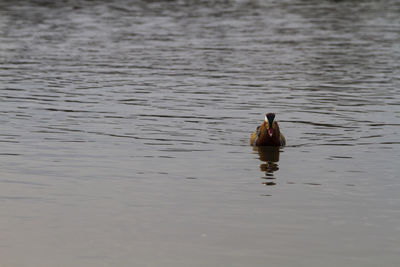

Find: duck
[250,113,286,146]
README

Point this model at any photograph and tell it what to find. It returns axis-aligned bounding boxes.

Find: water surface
[1,0,400,266]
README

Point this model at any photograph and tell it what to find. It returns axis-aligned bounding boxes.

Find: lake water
[1,0,399,266]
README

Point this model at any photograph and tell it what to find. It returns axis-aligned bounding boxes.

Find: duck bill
[268,128,274,137]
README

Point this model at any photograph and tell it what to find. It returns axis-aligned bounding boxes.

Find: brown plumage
[250,113,286,146]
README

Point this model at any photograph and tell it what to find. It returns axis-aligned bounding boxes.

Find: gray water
[1,0,400,266]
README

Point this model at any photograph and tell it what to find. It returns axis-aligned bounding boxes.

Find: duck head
[264,113,277,138]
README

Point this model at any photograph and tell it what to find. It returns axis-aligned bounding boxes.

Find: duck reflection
[254,146,280,186]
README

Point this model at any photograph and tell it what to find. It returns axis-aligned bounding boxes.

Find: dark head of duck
[250,113,286,146]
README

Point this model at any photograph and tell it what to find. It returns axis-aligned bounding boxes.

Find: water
[1,0,399,266]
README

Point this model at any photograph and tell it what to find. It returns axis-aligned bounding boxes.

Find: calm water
[1,0,400,266]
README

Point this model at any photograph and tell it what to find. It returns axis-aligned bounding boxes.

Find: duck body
[250,113,286,147]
